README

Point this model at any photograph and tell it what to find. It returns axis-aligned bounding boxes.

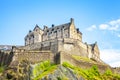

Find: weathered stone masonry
[24,18,101,62]
[0,18,103,68]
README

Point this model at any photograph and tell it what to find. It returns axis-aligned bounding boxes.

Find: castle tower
[69,18,82,41]
[24,24,43,45]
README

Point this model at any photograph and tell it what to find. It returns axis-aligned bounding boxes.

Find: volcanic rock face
[0,60,31,80]
[40,66,85,80]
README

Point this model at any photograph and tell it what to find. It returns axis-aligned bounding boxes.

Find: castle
[23,18,101,62]
[0,18,103,67]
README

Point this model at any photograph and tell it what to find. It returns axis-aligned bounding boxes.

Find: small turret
[70,18,74,23]
[43,25,48,31]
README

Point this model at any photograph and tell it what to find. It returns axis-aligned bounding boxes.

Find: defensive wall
[58,51,112,73]
[0,47,54,67]
[21,38,101,62]
[0,50,13,66]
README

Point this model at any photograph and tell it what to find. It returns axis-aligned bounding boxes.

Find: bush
[32,60,57,80]
[62,62,120,80]
[0,65,5,73]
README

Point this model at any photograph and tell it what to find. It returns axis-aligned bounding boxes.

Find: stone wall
[10,47,54,67]
[21,38,101,62]
[58,38,88,57]
[59,51,112,73]
[21,39,59,54]
[113,67,120,74]
[0,50,14,66]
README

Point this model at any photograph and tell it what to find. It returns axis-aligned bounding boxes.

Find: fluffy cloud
[100,49,120,67]
[109,19,120,26]
[99,24,109,30]
[86,25,97,31]
[118,34,120,37]
[87,18,120,37]
[99,19,120,31]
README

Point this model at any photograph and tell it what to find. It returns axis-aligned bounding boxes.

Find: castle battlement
[23,18,101,62]
[0,18,103,68]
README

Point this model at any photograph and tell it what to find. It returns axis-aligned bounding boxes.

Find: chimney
[76,28,79,33]
[29,30,32,33]
[52,24,54,27]
[70,18,74,23]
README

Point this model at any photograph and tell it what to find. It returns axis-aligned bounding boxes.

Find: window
[54,31,57,33]
[52,28,54,31]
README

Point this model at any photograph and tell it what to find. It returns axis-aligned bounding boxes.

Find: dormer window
[47,30,49,32]
[52,28,54,31]
[54,31,57,33]
[29,30,32,33]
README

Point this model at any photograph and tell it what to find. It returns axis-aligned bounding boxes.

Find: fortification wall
[0,50,14,66]
[58,38,88,57]
[20,39,58,54]
[21,38,101,62]
[10,48,54,66]
[59,51,112,73]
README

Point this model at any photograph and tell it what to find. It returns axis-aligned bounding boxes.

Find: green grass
[0,65,5,74]
[31,61,120,80]
[62,62,120,80]
[32,60,57,80]
[72,55,96,63]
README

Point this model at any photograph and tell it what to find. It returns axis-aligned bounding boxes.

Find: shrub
[0,65,5,73]
[32,60,57,80]
[62,62,120,80]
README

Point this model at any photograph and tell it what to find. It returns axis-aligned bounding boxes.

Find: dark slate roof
[43,22,71,35]
[33,24,42,31]
[0,45,12,50]
[0,45,23,51]
[90,42,97,50]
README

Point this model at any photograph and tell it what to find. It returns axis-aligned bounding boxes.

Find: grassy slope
[31,60,120,80]
[63,62,120,80]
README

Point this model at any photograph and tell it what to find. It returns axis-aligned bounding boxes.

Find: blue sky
[0,0,120,67]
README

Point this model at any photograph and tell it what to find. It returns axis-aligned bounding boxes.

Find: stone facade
[0,18,103,67]
[8,46,54,67]
[24,18,101,62]
[25,18,82,46]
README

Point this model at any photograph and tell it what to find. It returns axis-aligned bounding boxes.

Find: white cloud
[118,34,120,37]
[109,25,119,31]
[86,18,120,37]
[99,24,109,30]
[110,61,120,67]
[86,25,97,31]
[109,19,120,26]
[100,49,120,67]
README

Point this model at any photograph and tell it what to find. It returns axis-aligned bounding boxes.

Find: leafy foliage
[62,62,120,80]
[32,60,57,80]
[72,55,96,63]
[0,65,5,73]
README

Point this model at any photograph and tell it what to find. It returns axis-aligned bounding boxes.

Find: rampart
[19,38,101,62]
[9,47,54,67]
[58,51,112,73]
[0,50,13,66]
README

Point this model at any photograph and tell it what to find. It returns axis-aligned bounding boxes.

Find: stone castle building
[24,18,101,62]
[0,18,104,68]
[25,18,82,45]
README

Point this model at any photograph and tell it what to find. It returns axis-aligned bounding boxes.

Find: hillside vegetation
[0,60,120,80]
[31,61,120,80]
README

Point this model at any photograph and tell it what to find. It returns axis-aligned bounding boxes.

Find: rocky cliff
[0,60,120,80]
